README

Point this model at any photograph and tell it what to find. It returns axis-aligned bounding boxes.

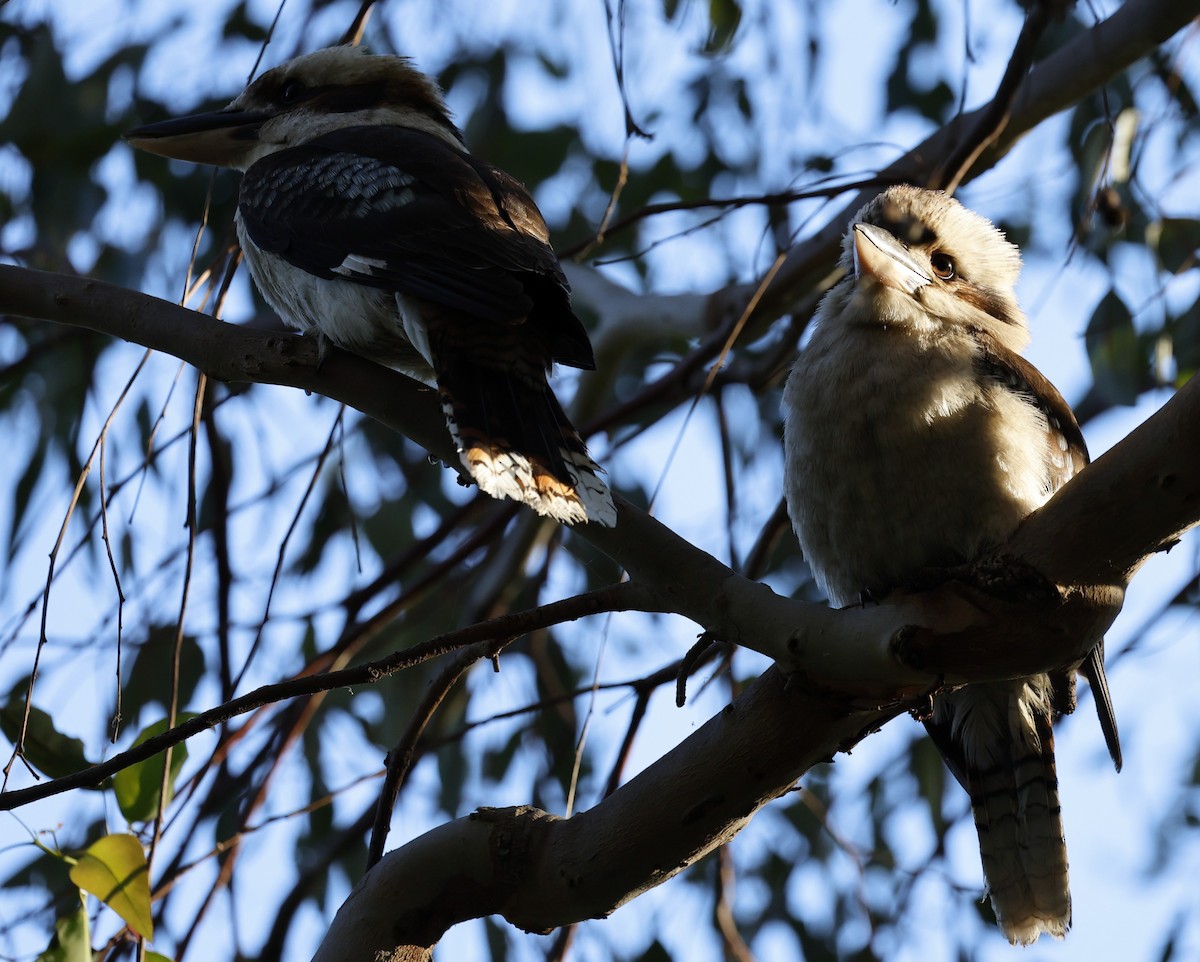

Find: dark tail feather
[1079,641,1122,771]
[967,707,1070,944]
[928,681,1071,945]
[436,359,615,526]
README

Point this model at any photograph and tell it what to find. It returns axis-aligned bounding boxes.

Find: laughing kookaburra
[782,186,1121,944]
[126,46,615,526]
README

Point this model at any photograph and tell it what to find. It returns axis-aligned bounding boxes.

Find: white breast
[782,319,1051,606]
[235,213,434,384]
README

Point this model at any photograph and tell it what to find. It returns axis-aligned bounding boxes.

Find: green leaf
[119,627,205,719]
[704,0,742,53]
[1084,289,1142,406]
[112,715,194,823]
[1149,217,1200,273]
[69,833,154,940]
[35,891,90,962]
[1168,293,1200,380]
[0,682,93,781]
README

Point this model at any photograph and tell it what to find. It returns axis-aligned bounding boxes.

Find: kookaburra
[782,186,1121,944]
[126,46,615,526]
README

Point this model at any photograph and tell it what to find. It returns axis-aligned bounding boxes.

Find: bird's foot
[309,330,332,371]
[317,331,333,371]
[906,689,937,723]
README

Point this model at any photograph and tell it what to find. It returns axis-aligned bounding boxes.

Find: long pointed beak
[125,108,270,169]
[852,222,931,295]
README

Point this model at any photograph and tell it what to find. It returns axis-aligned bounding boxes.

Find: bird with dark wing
[127,46,615,526]
[782,185,1121,944]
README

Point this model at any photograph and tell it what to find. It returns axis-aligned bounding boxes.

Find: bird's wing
[237,125,595,369]
[974,330,1122,771]
[974,332,1089,485]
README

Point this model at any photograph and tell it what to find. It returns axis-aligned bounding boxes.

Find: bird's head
[830,185,1029,352]
[125,46,462,172]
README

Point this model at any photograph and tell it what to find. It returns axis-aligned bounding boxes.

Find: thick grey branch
[312,670,888,962]
[3,263,1198,692]
[311,368,1200,961]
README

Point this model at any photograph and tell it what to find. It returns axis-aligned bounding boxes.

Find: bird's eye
[280,80,306,104]
[930,251,956,281]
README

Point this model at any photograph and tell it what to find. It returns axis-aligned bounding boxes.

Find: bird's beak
[852,222,931,295]
[125,107,270,169]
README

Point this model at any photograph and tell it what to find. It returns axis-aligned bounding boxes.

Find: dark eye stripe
[957,285,1020,326]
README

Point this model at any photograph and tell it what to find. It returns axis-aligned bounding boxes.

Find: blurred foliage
[0,1,1197,961]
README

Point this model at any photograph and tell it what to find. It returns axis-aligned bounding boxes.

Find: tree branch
[2,7,1197,951]
[0,577,654,810]
[694,0,1200,340]
[309,363,1200,959]
[930,0,1057,193]
[310,667,890,962]
[4,260,1199,689]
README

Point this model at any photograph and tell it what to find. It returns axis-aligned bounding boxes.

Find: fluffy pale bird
[127,46,615,526]
[782,185,1120,944]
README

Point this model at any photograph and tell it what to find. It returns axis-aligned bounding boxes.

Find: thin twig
[0,580,659,811]
[146,370,207,906]
[740,497,794,583]
[558,177,884,259]
[932,1,1059,194]
[366,633,515,867]
[98,431,127,743]
[714,845,758,962]
[234,407,346,692]
[339,1,374,46]
[2,347,154,788]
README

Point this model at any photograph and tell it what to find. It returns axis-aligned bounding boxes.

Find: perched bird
[782,185,1120,944]
[126,46,615,526]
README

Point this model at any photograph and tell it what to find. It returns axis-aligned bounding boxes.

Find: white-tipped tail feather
[942,679,1070,945]
[463,443,615,526]
[439,381,615,526]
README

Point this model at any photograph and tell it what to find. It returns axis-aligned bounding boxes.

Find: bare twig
[235,407,346,692]
[366,632,515,868]
[558,178,883,259]
[339,1,375,46]
[931,1,1060,194]
[714,845,758,962]
[98,430,127,743]
[2,347,153,789]
[0,580,659,811]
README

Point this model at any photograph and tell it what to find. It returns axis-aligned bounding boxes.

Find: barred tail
[436,359,615,527]
[930,679,1070,945]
